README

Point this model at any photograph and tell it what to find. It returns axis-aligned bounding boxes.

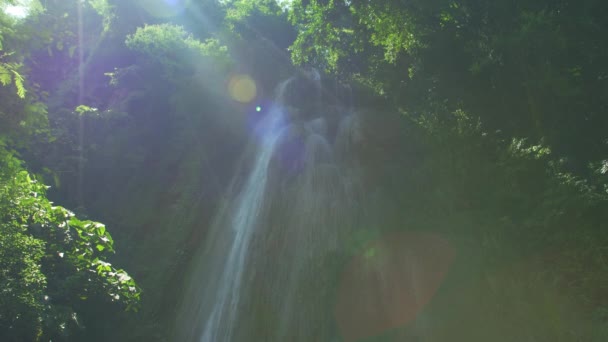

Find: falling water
[176,75,366,342]
[200,94,285,342]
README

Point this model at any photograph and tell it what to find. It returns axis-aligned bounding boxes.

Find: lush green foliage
[0,1,140,340]
[125,23,229,73]
[287,0,608,166]
[0,147,140,340]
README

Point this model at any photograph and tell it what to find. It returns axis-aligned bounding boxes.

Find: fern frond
[0,62,26,98]
[0,64,12,86]
[12,69,26,98]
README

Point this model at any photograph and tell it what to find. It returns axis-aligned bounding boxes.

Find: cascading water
[200,107,284,342]
[176,75,367,342]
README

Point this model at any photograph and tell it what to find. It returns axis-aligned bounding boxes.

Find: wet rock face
[280,73,321,117]
[279,69,352,122]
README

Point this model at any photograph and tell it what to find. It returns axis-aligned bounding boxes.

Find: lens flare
[137,0,189,18]
[335,231,455,342]
[228,75,257,103]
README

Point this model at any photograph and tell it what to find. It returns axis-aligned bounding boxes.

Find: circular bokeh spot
[228,74,257,103]
[137,0,189,18]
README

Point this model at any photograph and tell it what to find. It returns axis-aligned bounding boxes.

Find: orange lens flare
[228,74,257,103]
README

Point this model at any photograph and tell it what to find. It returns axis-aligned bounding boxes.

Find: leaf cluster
[0,134,140,341]
[125,23,230,80]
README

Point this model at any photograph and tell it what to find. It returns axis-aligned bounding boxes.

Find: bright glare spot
[228,74,257,103]
[4,5,29,19]
[256,106,262,112]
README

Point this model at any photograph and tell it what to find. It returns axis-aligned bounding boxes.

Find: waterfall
[201,106,284,342]
[175,75,365,342]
